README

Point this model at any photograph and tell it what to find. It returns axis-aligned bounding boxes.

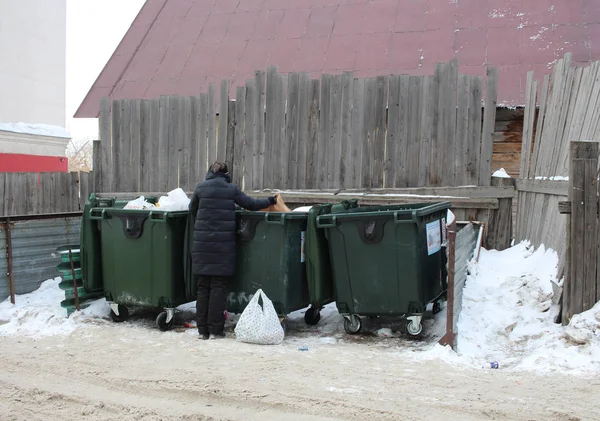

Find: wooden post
[486,176,515,251]
[564,140,599,324]
[439,220,456,349]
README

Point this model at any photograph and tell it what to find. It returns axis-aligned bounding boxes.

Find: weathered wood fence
[95,59,499,193]
[516,54,600,278]
[0,172,92,217]
[559,141,600,325]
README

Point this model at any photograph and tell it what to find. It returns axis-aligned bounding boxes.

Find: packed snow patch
[0,122,71,138]
[453,242,600,374]
[492,168,511,178]
[0,278,110,337]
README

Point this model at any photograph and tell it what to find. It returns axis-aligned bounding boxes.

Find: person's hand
[274,193,281,203]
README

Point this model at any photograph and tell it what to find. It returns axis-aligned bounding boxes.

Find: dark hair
[210,161,228,174]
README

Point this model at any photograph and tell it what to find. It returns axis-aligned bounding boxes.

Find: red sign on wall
[0,153,68,173]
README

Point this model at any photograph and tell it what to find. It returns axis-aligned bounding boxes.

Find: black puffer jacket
[189,171,272,276]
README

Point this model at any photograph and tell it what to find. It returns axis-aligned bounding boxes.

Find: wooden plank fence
[96,60,499,193]
[0,172,92,217]
[516,54,600,277]
[558,141,600,324]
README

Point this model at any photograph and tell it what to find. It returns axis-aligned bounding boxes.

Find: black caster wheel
[110,304,129,323]
[343,314,362,335]
[433,302,441,314]
[156,311,174,331]
[304,306,321,326]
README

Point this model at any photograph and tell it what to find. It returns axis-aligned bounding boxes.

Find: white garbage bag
[156,188,190,211]
[234,289,284,345]
[123,196,156,210]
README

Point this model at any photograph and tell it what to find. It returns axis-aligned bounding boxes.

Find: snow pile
[455,242,600,374]
[492,168,511,178]
[0,278,110,337]
[0,122,71,138]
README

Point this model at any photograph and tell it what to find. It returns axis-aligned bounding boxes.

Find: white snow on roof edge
[0,122,71,139]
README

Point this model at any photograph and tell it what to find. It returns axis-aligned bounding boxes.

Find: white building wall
[0,0,67,129]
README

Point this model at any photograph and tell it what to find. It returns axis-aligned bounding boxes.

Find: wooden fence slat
[418,75,434,187]
[111,100,122,192]
[531,75,550,177]
[479,67,498,186]
[466,76,482,186]
[445,59,458,185]
[318,73,332,189]
[296,72,311,190]
[329,74,343,188]
[348,77,363,189]
[157,96,170,192]
[147,98,160,192]
[99,97,112,192]
[120,99,133,192]
[339,72,354,189]
[190,97,200,189]
[218,80,230,162]
[244,80,256,190]
[361,77,377,188]
[234,86,246,188]
[583,149,598,311]
[385,75,400,188]
[455,74,470,186]
[92,139,102,194]
[255,71,266,190]
[372,75,388,188]
[225,99,236,178]
[79,172,90,209]
[430,63,445,186]
[25,172,39,214]
[130,100,142,192]
[0,173,5,216]
[582,62,600,139]
[286,73,300,190]
[306,78,320,189]
[406,76,422,187]
[139,100,150,192]
[208,83,217,164]
[168,96,181,189]
[265,66,281,189]
[197,94,209,178]
[179,96,193,191]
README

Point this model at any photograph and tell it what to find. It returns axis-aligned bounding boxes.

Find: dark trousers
[196,275,229,335]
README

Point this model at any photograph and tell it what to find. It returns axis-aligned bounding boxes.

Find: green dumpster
[303,200,358,324]
[227,211,309,318]
[316,202,451,337]
[86,196,190,331]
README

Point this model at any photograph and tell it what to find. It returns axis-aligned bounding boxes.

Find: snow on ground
[1,241,600,375]
[0,278,109,337]
[0,122,71,138]
[453,242,600,374]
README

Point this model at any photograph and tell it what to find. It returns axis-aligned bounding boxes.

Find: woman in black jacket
[189,162,276,339]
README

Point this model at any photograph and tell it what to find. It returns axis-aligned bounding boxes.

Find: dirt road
[0,314,597,421]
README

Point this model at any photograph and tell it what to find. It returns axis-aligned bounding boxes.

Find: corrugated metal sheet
[0,217,81,301]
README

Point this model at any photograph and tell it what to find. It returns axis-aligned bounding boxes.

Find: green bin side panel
[81,197,104,293]
[324,203,449,317]
[99,210,188,308]
[305,200,358,309]
[228,212,309,315]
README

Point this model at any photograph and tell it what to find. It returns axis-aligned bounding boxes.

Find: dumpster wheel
[156,311,175,331]
[304,306,321,326]
[404,315,423,337]
[109,304,129,323]
[343,315,362,334]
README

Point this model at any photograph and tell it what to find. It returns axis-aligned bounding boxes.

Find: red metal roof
[75,0,600,118]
